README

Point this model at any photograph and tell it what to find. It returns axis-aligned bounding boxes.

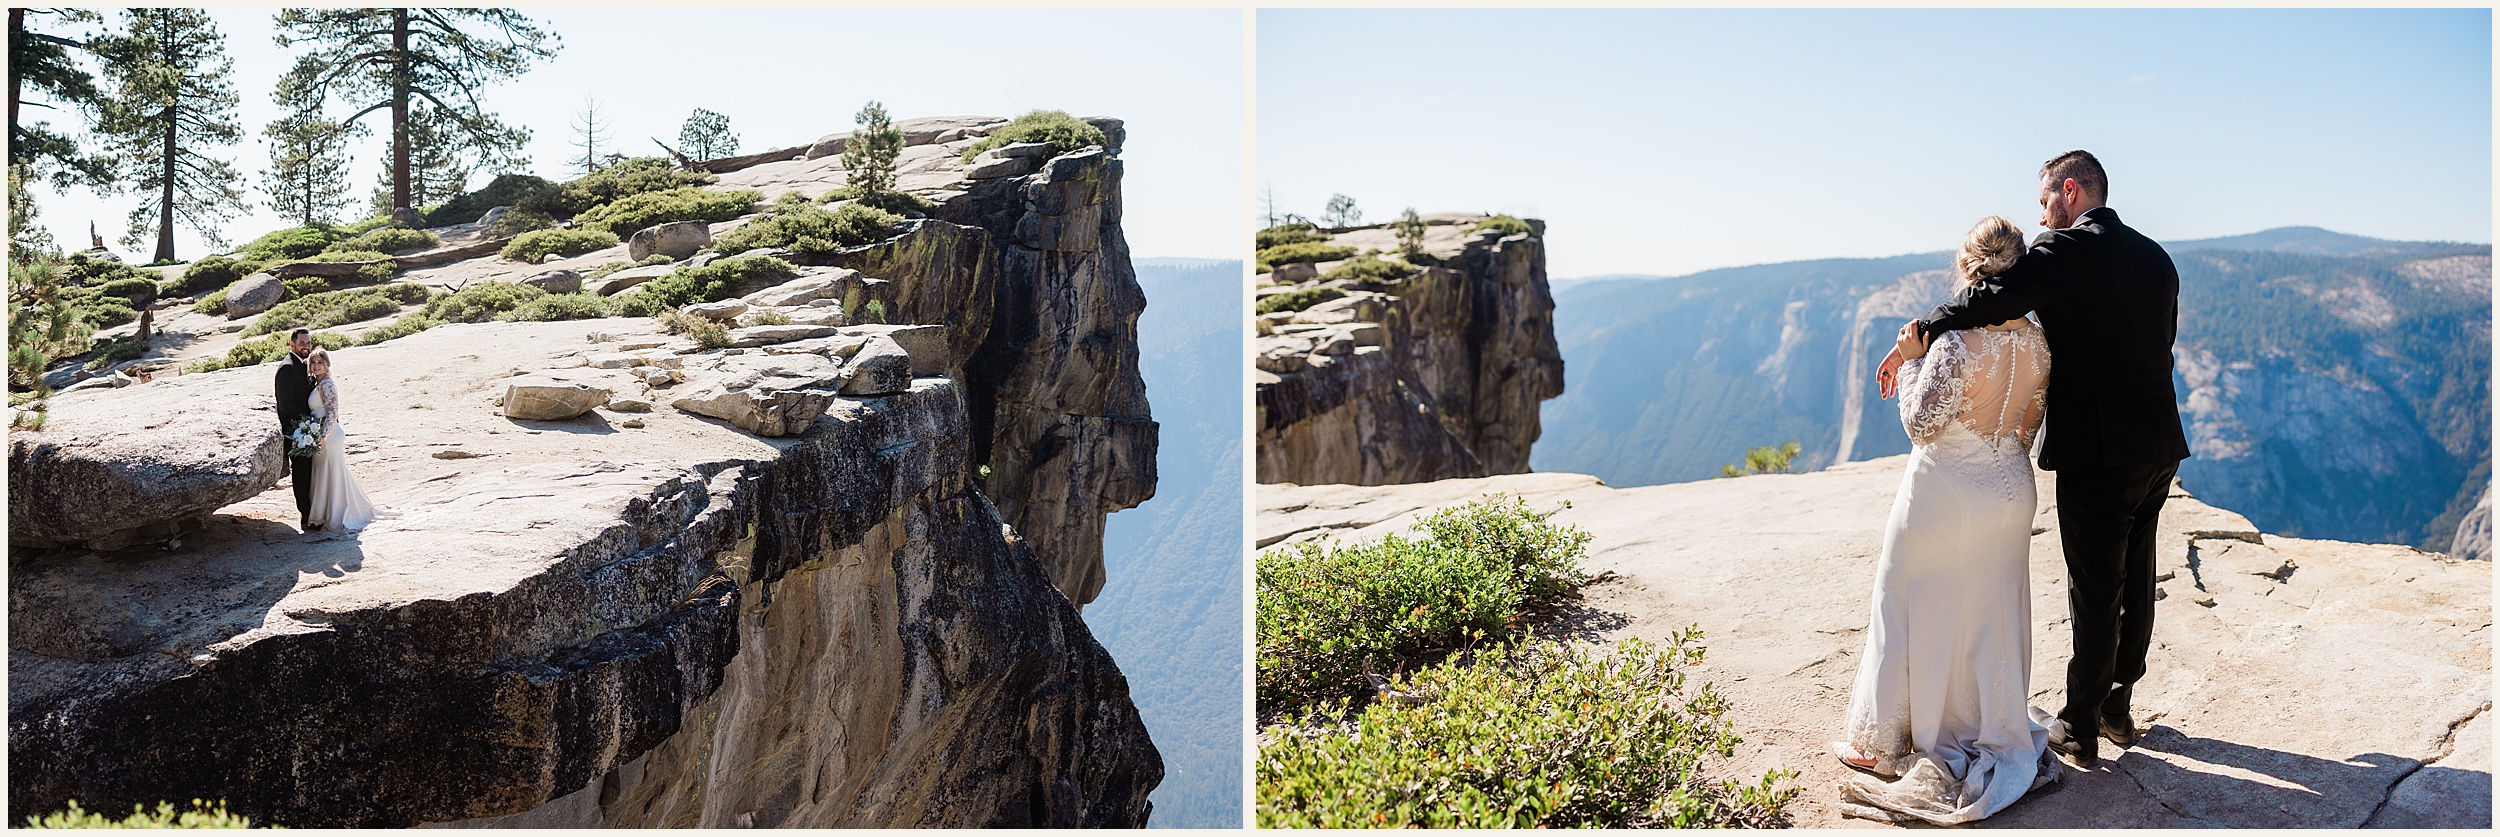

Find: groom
[1879,150,2190,769]
[276,328,319,531]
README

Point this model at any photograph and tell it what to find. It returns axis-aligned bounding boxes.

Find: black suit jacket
[275,352,312,429]
[1916,207,2191,471]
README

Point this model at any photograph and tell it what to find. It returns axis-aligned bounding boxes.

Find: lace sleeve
[319,379,341,436]
[1897,331,1969,446]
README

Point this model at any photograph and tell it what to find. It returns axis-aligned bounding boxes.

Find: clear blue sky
[1258,8,2492,278]
[28,7,1243,260]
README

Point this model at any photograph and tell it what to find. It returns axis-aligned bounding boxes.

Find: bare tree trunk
[389,8,410,215]
[153,18,177,263]
[8,8,25,146]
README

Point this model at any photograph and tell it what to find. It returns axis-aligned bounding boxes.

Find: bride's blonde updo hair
[306,347,333,378]
[1956,216,2026,285]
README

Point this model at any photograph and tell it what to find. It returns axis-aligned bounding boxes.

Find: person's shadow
[1979,723,2477,827]
[8,515,372,664]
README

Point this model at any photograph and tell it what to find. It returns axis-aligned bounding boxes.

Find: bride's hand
[1878,347,1903,399]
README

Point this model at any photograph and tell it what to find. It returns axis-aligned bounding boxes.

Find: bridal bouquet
[286,415,322,459]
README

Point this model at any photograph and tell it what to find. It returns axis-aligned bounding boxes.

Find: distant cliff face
[1537,231,2491,552]
[9,116,1161,827]
[1254,214,1564,485]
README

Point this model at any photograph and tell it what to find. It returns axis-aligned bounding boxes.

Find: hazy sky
[1258,8,2492,278]
[24,7,1244,260]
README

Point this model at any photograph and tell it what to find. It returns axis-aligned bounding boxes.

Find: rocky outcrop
[10,114,1161,827]
[1254,214,1564,486]
[627,220,713,262]
[2452,484,2490,561]
[7,387,286,551]
[1258,461,2491,828]
[223,272,285,318]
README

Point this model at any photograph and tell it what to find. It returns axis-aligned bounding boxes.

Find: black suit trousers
[290,453,314,516]
[2053,460,2177,731]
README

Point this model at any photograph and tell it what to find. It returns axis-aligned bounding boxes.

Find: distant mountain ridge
[1534,227,2491,551]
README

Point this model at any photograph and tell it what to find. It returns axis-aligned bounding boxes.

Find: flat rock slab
[1257,457,2493,828]
[10,385,288,552]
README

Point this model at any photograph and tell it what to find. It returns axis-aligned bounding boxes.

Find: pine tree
[365,106,477,216]
[273,8,559,215]
[8,8,116,191]
[260,91,361,228]
[841,100,903,196]
[1322,193,1361,228]
[677,107,738,162]
[1394,207,1426,257]
[93,7,246,263]
[569,96,607,177]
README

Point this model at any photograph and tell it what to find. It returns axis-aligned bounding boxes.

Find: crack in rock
[2362,700,2492,827]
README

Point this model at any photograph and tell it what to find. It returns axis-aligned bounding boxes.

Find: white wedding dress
[1835,320,2055,824]
[306,377,378,532]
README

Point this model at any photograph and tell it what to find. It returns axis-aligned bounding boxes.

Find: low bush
[637,253,675,266]
[245,283,432,336]
[73,294,135,328]
[193,285,230,315]
[1318,256,1415,285]
[1255,286,1345,316]
[239,224,348,262]
[24,798,256,829]
[850,190,934,216]
[328,226,436,255]
[534,157,715,219]
[185,330,349,373]
[615,255,797,317]
[91,276,157,305]
[960,109,1105,162]
[164,255,254,297]
[281,276,331,300]
[501,228,619,263]
[572,187,756,236]
[498,292,616,322]
[487,206,557,238]
[1470,214,1532,237]
[1256,223,1325,249]
[654,308,731,348]
[82,333,151,370]
[710,202,900,259]
[430,173,560,226]
[422,281,546,323]
[582,261,632,282]
[357,312,442,346]
[743,308,793,327]
[1256,242,1356,272]
[1256,494,1589,710]
[1256,632,1797,828]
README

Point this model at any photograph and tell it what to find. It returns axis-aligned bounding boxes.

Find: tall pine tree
[677,107,738,161]
[841,101,901,196]
[261,88,361,227]
[273,8,559,215]
[8,8,115,191]
[94,7,245,263]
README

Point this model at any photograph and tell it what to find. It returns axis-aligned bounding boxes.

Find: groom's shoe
[2099,712,2140,748]
[2046,719,2100,769]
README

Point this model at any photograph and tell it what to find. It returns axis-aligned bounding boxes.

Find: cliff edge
[1253,214,1562,485]
[1259,461,2490,829]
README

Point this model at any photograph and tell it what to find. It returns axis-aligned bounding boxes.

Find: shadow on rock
[9,514,368,663]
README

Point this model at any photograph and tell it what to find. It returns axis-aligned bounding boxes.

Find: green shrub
[60,254,154,288]
[82,333,151,370]
[1256,242,1357,272]
[328,226,436,255]
[636,253,675,266]
[573,187,756,236]
[422,281,547,323]
[850,190,934,216]
[194,286,231,315]
[358,313,442,345]
[1256,632,1797,828]
[1256,494,1588,710]
[1256,223,1325,250]
[744,308,793,327]
[74,295,135,327]
[487,206,557,238]
[501,228,620,263]
[616,255,797,317]
[245,284,430,336]
[1255,286,1345,316]
[185,331,348,373]
[24,798,257,828]
[1319,256,1415,285]
[498,292,616,322]
[431,173,560,226]
[534,157,714,219]
[165,255,252,297]
[960,109,1105,162]
[583,261,632,282]
[280,276,331,300]
[711,202,900,259]
[92,276,157,305]
[1470,215,1532,236]
[240,224,347,261]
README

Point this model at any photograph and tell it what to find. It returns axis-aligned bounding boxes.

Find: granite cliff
[9,115,1162,827]
[1259,462,2490,828]
[1253,214,1563,485]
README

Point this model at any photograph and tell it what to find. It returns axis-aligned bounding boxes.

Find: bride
[1829,216,2054,824]
[303,348,379,532]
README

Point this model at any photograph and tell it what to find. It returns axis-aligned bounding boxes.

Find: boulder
[841,324,949,376]
[987,141,1058,160]
[893,115,1006,146]
[223,273,286,319]
[803,131,851,160]
[682,300,749,321]
[965,156,1034,180]
[8,388,287,552]
[501,374,612,420]
[669,353,847,436]
[838,335,913,396]
[746,267,864,308]
[1270,262,1319,284]
[627,221,714,262]
[727,324,841,348]
[519,269,581,294]
[590,265,677,297]
[1080,116,1125,150]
